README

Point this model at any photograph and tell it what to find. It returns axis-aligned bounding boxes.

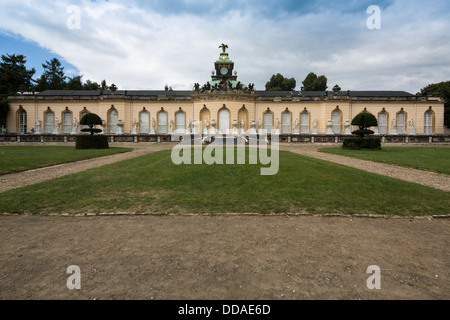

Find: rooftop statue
[219,43,228,53]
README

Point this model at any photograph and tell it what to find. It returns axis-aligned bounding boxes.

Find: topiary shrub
[80,113,103,135]
[351,112,378,138]
[343,137,381,150]
[76,135,109,149]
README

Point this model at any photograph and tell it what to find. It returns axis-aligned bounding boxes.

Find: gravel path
[280,144,450,192]
[0,143,174,193]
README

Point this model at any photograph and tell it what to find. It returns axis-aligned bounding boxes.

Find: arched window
[62,109,72,133]
[139,110,150,134]
[263,111,273,133]
[175,110,186,133]
[331,108,341,134]
[44,109,54,133]
[378,111,388,135]
[18,108,27,134]
[281,109,291,134]
[158,110,168,134]
[396,111,406,134]
[300,111,310,134]
[424,110,433,135]
[109,108,118,134]
[218,107,230,134]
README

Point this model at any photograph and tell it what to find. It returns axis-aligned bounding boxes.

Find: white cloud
[0,0,449,93]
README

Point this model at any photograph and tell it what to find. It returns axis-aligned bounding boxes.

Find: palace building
[4,45,446,142]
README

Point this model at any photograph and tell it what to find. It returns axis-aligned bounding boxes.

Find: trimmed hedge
[343,137,381,150]
[76,135,109,149]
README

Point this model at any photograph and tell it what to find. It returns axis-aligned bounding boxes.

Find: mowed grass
[319,147,450,174]
[0,148,448,216]
[0,146,132,174]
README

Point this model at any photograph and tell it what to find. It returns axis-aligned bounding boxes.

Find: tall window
[158,111,168,134]
[424,111,432,135]
[109,109,118,133]
[140,111,149,134]
[19,109,27,134]
[175,111,185,133]
[63,112,72,133]
[378,112,387,134]
[45,111,54,133]
[300,112,309,134]
[218,108,230,134]
[396,112,406,134]
[281,111,291,134]
[263,112,272,133]
[331,109,341,134]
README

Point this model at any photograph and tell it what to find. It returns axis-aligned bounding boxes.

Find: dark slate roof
[346,91,414,97]
[34,89,414,98]
[36,90,101,96]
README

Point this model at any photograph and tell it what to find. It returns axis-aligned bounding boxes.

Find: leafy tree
[101,79,108,91]
[301,72,328,91]
[420,81,450,128]
[83,79,101,90]
[34,58,66,91]
[0,54,35,126]
[351,111,378,137]
[80,113,102,135]
[0,54,36,94]
[65,75,83,90]
[265,73,296,91]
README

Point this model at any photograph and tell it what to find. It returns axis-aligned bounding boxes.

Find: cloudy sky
[0,0,449,93]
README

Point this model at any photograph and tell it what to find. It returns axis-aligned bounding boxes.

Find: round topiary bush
[76,135,109,149]
[80,113,103,135]
[351,112,378,138]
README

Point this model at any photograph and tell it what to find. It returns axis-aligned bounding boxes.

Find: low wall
[0,134,449,144]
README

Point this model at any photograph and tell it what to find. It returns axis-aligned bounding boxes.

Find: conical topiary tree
[80,113,102,135]
[351,112,378,138]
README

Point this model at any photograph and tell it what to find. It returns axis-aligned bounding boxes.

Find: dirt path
[279,144,450,192]
[0,215,448,300]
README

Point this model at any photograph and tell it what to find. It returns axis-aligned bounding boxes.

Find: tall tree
[0,54,35,127]
[420,81,450,128]
[34,58,66,91]
[265,73,296,91]
[0,54,35,94]
[301,72,328,91]
[83,80,101,90]
[65,75,83,90]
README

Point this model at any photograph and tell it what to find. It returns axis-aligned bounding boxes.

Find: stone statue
[392,118,396,128]
[312,119,319,135]
[53,118,60,134]
[169,119,173,134]
[409,119,414,129]
[71,117,78,135]
[131,118,138,135]
[258,119,262,129]
[35,118,42,134]
[219,43,228,53]
[344,119,351,135]
[150,118,156,134]
[275,118,279,129]
[326,119,334,135]
[204,118,209,128]
[240,118,245,128]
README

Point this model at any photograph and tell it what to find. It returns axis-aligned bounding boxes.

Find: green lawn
[0,148,448,216]
[319,147,450,174]
[0,146,132,175]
